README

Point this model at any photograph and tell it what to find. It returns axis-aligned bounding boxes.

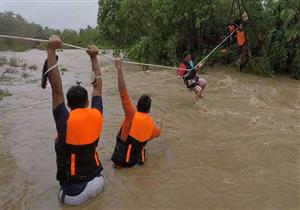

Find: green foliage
[266,41,288,73]
[1,1,299,80]
[60,29,79,46]
[0,12,58,51]
[291,49,300,80]
[98,0,300,79]
[9,57,19,67]
[28,64,37,70]
[0,12,101,51]
[0,56,8,66]
[0,89,12,101]
[60,67,68,72]
[21,63,27,70]
[247,54,274,77]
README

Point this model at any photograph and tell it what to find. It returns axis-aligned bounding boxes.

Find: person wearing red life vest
[177,51,207,100]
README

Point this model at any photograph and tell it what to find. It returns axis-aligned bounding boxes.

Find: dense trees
[0,12,97,51]
[1,0,299,79]
[98,0,300,79]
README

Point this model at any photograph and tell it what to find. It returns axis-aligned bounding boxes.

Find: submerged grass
[0,89,12,101]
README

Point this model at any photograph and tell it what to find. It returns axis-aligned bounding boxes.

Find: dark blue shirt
[53,96,103,194]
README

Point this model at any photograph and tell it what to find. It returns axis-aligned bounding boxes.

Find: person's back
[43,35,104,205]
[111,59,162,168]
[61,107,103,182]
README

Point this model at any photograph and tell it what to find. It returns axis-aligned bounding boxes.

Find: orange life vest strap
[71,154,76,176]
[94,152,100,166]
[125,144,132,163]
[141,148,145,162]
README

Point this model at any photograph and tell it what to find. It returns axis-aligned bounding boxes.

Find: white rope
[0,33,235,71]
[43,63,58,76]
[0,32,236,112]
[183,28,238,79]
[0,34,182,70]
[196,28,238,66]
[0,73,178,112]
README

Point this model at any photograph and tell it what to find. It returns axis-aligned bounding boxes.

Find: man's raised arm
[87,45,102,97]
[47,35,64,110]
[115,58,127,93]
[115,58,135,117]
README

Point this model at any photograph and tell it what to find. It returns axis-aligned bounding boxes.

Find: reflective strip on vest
[71,153,75,176]
[94,152,100,166]
[128,112,155,142]
[125,144,132,163]
[141,148,145,162]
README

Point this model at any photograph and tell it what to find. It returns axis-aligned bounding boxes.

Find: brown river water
[0,49,300,210]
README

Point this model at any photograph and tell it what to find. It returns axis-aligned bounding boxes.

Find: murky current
[0,50,300,210]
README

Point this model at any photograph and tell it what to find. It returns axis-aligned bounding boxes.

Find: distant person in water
[42,35,104,205]
[177,51,207,100]
[111,58,162,168]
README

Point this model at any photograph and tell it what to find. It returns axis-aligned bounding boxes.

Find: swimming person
[111,58,162,168]
[42,35,104,205]
[177,51,207,100]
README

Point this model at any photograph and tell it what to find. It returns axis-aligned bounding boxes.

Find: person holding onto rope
[235,23,250,70]
[177,51,207,100]
[111,58,162,168]
[227,22,236,45]
[42,35,104,205]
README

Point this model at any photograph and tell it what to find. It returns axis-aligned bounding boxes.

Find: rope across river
[0,30,237,71]
[0,30,237,112]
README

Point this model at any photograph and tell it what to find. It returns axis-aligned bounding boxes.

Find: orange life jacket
[111,112,155,167]
[56,108,103,184]
[236,30,246,46]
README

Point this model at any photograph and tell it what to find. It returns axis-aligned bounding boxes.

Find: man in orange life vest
[236,24,250,70]
[42,35,104,205]
[111,58,162,168]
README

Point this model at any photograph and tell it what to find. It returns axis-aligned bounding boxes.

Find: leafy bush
[9,57,19,67]
[60,67,68,72]
[291,49,300,80]
[21,63,27,70]
[36,43,47,50]
[28,64,37,70]
[0,89,12,101]
[247,56,274,77]
[0,56,7,66]
[267,41,288,74]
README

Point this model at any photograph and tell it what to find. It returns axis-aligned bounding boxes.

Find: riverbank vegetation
[0,12,100,51]
[98,0,300,79]
[1,0,299,80]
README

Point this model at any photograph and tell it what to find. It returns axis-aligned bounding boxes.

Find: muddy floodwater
[0,50,300,210]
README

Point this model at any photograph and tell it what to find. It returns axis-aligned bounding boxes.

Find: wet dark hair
[183,51,191,59]
[137,94,151,113]
[66,85,88,110]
